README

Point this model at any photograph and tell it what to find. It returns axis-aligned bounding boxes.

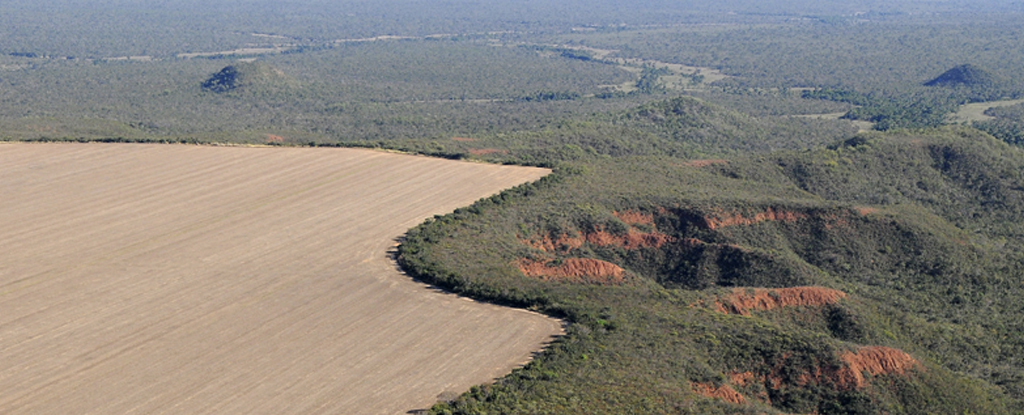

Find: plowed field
[0,143,560,414]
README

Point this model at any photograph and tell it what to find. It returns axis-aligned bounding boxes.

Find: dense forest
[4,0,1024,413]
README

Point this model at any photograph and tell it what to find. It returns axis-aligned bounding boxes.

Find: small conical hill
[924,64,1001,88]
[201,62,297,93]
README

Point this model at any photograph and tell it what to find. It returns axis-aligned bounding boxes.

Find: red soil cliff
[613,210,656,226]
[521,227,673,253]
[710,287,847,316]
[517,258,625,285]
[835,346,921,390]
[691,382,747,404]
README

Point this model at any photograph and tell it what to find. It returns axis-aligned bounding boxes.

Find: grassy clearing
[948,98,1024,123]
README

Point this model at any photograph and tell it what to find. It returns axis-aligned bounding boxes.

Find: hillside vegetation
[400,126,1024,414]
[975,102,1024,148]
[5,1,1024,413]
[382,96,856,166]
[924,64,1004,89]
[201,62,298,94]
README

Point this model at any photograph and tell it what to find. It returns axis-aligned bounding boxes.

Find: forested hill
[400,126,1024,414]
[387,96,857,165]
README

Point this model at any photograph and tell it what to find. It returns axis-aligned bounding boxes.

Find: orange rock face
[613,210,656,226]
[712,287,847,316]
[517,222,671,285]
[521,233,585,253]
[522,227,673,253]
[691,382,747,404]
[728,371,757,387]
[729,345,920,401]
[835,346,921,390]
[516,258,625,285]
[584,228,674,250]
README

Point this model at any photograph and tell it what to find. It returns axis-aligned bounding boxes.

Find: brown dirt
[517,258,625,285]
[468,148,506,156]
[522,233,585,253]
[585,228,674,250]
[691,382,747,404]
[855,206,879,215]
[727,371,773,405]
[522,227,673,253]
[712,287,847,316]
[703,208,808,230]
[265,134,285,143]
[613,210,655,226]
[736,345,919,397]
[835,347,920,390]
[729,371,757,387]
[684,159,729,168]
[0,143,561,415]
[451,136,477,142]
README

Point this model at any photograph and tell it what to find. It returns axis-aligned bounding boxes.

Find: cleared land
[948,98,1024,123]
[0,143,560,414]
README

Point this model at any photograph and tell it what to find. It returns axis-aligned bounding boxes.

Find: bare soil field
[0,143,560,414]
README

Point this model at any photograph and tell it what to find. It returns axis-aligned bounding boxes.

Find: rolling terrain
[4,1,1024,413]
[0,143,560,414]
[403,128,1024,414]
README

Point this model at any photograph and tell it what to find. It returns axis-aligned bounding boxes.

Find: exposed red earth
[522,232,586,252]
[836,346,922,390]
[712,347,920,409]
[515,218,671,284]
[516,258,626,285]
[583,227,674,250]
[612,209,656,226]
[709,287,848,316]
[691,382,748,404]
[521,227,673,254]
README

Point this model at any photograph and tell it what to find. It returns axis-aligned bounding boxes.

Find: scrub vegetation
[4,0,1024,413]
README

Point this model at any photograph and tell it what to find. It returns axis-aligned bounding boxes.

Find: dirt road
[0,143,560,414]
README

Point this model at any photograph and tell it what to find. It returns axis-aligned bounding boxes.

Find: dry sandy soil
[0,143,561,414]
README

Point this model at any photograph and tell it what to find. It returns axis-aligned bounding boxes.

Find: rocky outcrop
[516,258,625,285]
[691,382,747,404]
[835,346,921,390]
[699,287,848,316]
